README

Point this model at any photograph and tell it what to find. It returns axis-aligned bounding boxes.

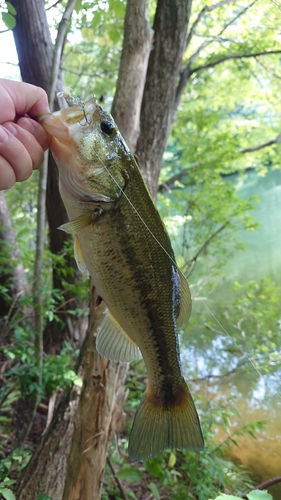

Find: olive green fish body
[39,94,204,461]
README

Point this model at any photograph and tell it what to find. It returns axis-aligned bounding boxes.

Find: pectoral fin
[96,312,141,363]
[177,272,192,327]
[74,235,88,273]
[59,211,94,234]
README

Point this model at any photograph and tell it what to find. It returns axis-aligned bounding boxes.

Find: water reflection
[180,168,281,498]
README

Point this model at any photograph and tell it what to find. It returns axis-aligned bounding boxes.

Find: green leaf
[36,495,51,500]
[0,489,17,500]
[116,467,142,483]
[168,451,176,468]
[6,2,17,15]
[149,482,160,498]
[1,11,16,29]
[145,460,164,479]
[247,491,273,500]
[126,491,138,500]
[108,0,125,17]
[210,495,241,500]
[91,11,101,28]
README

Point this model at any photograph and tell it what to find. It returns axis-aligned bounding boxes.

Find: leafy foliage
[211,491,273,500]
[101,371,268,499]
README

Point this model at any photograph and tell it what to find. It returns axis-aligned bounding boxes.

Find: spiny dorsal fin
[96,312,141,363]
[177,271,192,327]
[74,235,88,273]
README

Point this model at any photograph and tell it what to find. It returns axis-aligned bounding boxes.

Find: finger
[3,121,45,173]
[0,124,34,182]
[0,155,16,190]
[0,79,50,120]
[17,116,50,151]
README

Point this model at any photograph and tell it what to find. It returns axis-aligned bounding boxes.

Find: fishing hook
[79,104,92,126]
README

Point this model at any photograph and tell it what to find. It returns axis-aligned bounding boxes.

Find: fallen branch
[106,455,128,500]
[241,476,281,498]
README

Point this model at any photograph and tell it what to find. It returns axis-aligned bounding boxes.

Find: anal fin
[96,312,141,363]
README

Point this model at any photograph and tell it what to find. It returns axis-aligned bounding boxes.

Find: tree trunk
[0,191,28,324]
[10,0,86,350]
[135,0,192,199]
[62,289,127,500]
[111,0,153,152]
[14,391,77,500]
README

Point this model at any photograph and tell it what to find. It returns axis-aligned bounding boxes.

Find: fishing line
[101,157,281,400]
[56,92,276,389]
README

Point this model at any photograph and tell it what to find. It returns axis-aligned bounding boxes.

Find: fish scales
[39,93,204,461]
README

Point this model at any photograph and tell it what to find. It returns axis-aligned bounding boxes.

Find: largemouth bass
[39,93,204,461]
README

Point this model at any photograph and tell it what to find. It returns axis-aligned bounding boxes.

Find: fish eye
[100,121,115,136]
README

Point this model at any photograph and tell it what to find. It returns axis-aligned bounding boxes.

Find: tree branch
[176,0,260,106]
[187,221,229,274]
[241,476,281,498]
[48,0,76,108]
[106,456,128,500]
[158,164,202,193]
[217,0,257,36]
[158,130,281,194]
[190,49,281,75]
[32,0,76,398]
[186,0,233,48]
[240,132,281,153]
[191,353,249,382]
[45,0,63,11]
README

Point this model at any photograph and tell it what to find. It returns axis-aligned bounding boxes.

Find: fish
[39,93,204,461]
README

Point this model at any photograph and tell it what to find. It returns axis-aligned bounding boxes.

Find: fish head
[39,93,130,205]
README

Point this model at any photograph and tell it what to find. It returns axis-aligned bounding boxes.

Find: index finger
[0,79,50,122]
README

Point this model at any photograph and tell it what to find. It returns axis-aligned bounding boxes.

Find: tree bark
[0,191,28,320]
[62,290,127,500]
[135,0,192,199]
[10,0,85,350]
[111,0,153,152]
[15,391,77,500]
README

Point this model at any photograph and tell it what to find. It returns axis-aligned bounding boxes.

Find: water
[181,168,281,497]
[226,168,281,285]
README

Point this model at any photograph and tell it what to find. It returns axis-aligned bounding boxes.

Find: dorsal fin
[177,272,192,327]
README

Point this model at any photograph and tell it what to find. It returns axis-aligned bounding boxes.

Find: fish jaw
[38,111,93,179]
[39,98,127,209]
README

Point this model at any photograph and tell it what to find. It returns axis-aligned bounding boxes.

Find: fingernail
[0,126,9,142]
[17,117,35,134]
[3,122,18,136]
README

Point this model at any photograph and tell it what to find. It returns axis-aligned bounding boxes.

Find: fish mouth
[38,93,98,140]
[38,95,114,205]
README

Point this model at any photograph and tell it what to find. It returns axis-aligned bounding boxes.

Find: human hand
[0,79,50,190]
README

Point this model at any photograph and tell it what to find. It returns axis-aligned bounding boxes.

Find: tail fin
[128,383,204,462]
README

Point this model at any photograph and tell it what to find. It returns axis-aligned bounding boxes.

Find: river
[179,168,281,498]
